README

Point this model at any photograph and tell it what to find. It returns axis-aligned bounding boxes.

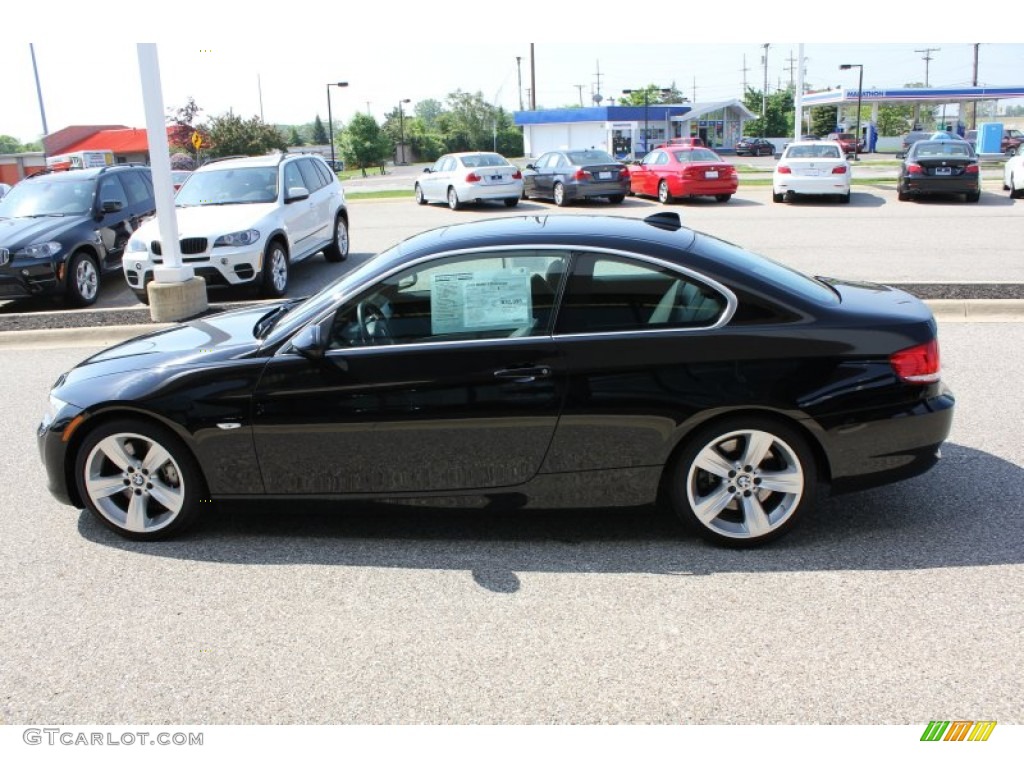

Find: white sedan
[415,152,523,210]
[772,141,851,204]
[1003,151,1024,199]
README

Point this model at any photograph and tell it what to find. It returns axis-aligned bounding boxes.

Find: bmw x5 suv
[124,153,349,302]
[0,165,156,306]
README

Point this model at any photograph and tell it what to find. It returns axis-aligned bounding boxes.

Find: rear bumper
[674,178,739,196]
[567,180,630,200]
[902,176,980,195]
[775,176,850,196]
[458,181,524,201]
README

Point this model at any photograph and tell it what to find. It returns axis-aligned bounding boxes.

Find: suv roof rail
[200,155,248,166]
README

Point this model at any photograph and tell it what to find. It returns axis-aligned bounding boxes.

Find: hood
[0,214,84,249]
[53,303,281,401]
[132,203,278,242]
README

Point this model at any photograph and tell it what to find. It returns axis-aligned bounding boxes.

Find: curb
[1,300,1022,351]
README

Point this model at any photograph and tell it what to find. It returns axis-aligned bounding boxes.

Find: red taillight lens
[619,167,630,180]
[511,170,522,179]
[465,172,481,182]
[966,164,979,174]
[832,165,848,174]
[890,339,941,384]
[574,169,591,180]
[907,163,923,174]
[777,165,792,174]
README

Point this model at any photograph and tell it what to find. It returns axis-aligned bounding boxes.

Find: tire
[260,239,289,298]
[553,182,568,207]
[840,191,851,204]
[1008,146,1018,157]
[668,416,817,547]
[715,194,732,203]
[965,191,981,203]
[133,289,150,306]
[772,191,784,203]
[447,187,461,210]
[607,194,625,204]
[658,180,673,204]
[414,184,427,205]
[74,418,206,541]
[504,197,519,208]
[1012,175,1024,199]
[898,186,910,202]
[65,251,100,307]
[323,214,349,262]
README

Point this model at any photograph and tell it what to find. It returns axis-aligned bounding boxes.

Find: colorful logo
[921,720,996,742]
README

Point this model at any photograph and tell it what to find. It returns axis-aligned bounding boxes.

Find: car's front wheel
[65,251,100,307]
[323,214,349,262]
[415,184,427,205]
[75,419,206,540]
[260,240,289,297]
[668,417,817,547]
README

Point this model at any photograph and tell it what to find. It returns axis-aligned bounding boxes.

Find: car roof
[195,154,286,171]
[23,165,142,183]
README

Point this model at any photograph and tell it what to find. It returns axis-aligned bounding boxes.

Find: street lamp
[839,64,863,160]
[397,98,411,165]
[326,81,349,169]
[622,87,671,157]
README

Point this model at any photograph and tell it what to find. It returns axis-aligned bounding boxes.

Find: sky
[3,7,1023,144]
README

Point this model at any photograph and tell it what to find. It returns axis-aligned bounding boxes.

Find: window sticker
[431,269,532,334]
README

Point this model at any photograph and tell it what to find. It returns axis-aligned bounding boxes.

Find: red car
[630,146,738,203]
[826,132,864,154]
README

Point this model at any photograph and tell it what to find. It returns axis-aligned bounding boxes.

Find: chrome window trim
[276,243,737,358]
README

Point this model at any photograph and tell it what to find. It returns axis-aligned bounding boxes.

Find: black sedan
[897,139,981,202]
[734,137,776,157]
[39,213,954,547]
[521,149,629,206]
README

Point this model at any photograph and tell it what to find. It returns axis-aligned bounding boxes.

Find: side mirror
[773,153,782,160]
[895,152,905,159]
[100,199,124,214]
[284,186,310,203]
[423,167,432,174]
[290,324,324,361]
[525,164,536,171]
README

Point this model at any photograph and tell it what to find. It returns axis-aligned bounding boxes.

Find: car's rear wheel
[715,194,732,203]
[965,191,981,203]
[839,191,851,204]
[504,197,519,207]
[898,186,910,202]
[658,180,673,204]
[260,240,289,298]
[414,184,427,205]
[65,251,100,307]
[772,191,784,203]
[447,187,461,210]
[669,416,817,547]
[607,194,625,204]
[75,419,206,541]
[1012,175,1024,199]
[553,182,568,207]
[323,214,349,262]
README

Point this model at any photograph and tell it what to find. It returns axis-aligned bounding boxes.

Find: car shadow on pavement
[77,441,1024,592]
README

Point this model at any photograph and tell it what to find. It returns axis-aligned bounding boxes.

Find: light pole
[326,81,348,169]
[623,88,670,157]
[397,98,411,165]
[839,64,863,160]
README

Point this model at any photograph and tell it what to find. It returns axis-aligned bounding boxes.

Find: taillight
[574,169,591,180]
[511,170,522,179]
[465,172,481,182]
[907,163,923,174]
[890,339,941,383]
[619,167,630,180]
[832,165,847,174]
[777,165,792,174]
[966,164,979,174]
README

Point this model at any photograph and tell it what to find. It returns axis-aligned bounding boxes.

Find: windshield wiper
[254,299,302,338]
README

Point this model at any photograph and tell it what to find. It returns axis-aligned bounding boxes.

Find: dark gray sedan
[522,149,630,206]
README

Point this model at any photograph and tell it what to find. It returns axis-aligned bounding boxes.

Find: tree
[311,115,329,145]
[202,111,287,157]
[809,106,839,137]
[742,86,793,137]
[0,135,24,153]
[339,113,392,176]
[415,99,444,129]
[166,97,203,160]
[621,84,686,106]
[288,126,305,147]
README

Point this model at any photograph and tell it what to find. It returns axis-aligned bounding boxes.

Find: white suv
[125,153,348,300]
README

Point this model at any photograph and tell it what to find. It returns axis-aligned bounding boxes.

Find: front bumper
[124,246,262,291]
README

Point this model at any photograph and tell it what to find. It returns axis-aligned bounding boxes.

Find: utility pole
[741,54,749,93]
[692,76,697,104]
[761,44,770,138]
[915,47,940,87]
[593,61,603,103]
[574,84,585,107]
[516,56,524,111]
[785,50,797,90]
[971,43,980,128]
[530,43,536,110]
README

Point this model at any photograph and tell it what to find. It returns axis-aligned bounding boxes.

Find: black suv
[0,165,155,306]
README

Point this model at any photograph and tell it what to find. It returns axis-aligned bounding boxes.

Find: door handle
[494,366,551,383]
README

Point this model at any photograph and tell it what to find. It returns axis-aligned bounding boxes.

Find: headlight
[40,394,69,431]
[214,229,261,247]
[16,241,62,259]
[127,238,149,252]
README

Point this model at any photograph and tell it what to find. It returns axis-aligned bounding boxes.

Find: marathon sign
[845,89,887,98]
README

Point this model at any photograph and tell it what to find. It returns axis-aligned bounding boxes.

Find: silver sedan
[414,152,523,210]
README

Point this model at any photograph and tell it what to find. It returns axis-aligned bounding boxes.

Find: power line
[915,47,940,86]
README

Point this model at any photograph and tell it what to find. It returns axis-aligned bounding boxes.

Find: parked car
[901,130,933,153]
[39,212,954,548]
[629,147,738,203]
[734,137,775,157]
[800,134,821,141]
[826,132,864,154]
[0,165,156,306]
[1001,128,1023,155]
[772,141,852,204]
[170,170,192,192]
[1002,146,1024,198]
[125,153,349,302]
[657,137,706,149]
[521,149,629,206]
[414,152,522,210]
[897,139,980,203]
[0,182,11,200]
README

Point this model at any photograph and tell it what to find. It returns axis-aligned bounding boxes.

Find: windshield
[566,150,616,165]
[175,167,278,206]
[0,177,95,217]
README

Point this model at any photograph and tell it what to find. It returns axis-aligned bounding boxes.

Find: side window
[297,158,324,192]
[548,154,565,168]
[328,250,570,348]
[120,171,153,208]
[96,176,129,210]
[641,151,658,164]
[283,163,306,194]
[311,157,334,187]
[533,153,550,169]
[555,253,726,334]
[442,157,457,172]
[431,156,448,173]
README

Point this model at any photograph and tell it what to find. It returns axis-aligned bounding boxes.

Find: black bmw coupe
[39,212,954,547]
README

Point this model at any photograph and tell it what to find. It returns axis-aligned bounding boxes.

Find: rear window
[673,149,720,162]
[460,154,509,168]
[566,150,616,165]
